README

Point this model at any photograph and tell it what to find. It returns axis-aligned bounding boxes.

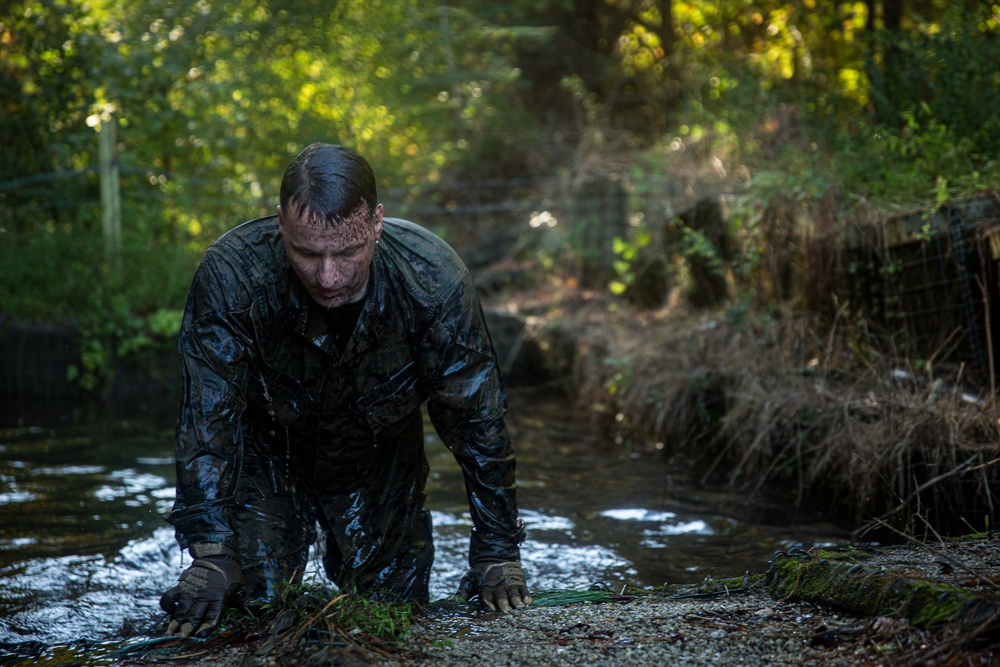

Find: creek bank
[491,285,1000,542]
[767,544,1000,631]
[0,308,546,401]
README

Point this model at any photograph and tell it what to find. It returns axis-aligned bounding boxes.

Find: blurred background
[3,0,998,371]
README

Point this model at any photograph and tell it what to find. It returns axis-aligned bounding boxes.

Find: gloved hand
[458,560,532,612]
[159,544,244,637]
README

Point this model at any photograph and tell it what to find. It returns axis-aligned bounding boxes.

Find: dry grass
[540,294,1000,537]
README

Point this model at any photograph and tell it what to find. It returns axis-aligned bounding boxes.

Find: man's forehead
[290,199,370,227]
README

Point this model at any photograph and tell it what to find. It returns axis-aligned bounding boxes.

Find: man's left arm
[422,276,531,611]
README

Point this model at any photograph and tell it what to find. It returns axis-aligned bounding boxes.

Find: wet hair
[279,143,379,225]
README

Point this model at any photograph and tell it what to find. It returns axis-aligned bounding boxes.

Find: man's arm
[422,274,531,609]
[165,252,255,549]
[161,251,255,633]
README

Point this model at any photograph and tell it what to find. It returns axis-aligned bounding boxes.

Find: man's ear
[276,205,285,235]
[373,203,383,242]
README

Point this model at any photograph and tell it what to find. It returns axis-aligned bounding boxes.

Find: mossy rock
[767,550,1000,630]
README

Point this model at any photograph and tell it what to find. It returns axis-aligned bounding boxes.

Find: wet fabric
[166,215,523,604]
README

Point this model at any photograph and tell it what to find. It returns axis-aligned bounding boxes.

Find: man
[159,143,531,637]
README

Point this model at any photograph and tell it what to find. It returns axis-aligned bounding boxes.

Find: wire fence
[832,195,1000,390]
[8,165,1000,387]
[0,165,668,291]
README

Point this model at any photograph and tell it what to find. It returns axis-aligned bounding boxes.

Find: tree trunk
[656,0,674,60]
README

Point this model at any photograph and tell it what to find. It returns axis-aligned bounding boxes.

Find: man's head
[276,143,383,309]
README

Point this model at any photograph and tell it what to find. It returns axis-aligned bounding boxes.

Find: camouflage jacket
[166,215,523,564]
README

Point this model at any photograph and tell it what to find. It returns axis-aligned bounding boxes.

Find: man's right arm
[160,252,256,635]
[165,252,254,552]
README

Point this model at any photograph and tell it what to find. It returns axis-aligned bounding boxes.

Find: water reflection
[0,389,850,647]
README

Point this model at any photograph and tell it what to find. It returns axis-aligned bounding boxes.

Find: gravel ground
[406,592,881,667]
[120,588,947,667]
[112,591,882,667]
[100,537,1000,667]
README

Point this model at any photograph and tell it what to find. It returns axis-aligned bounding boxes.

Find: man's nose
[318,257,341,287]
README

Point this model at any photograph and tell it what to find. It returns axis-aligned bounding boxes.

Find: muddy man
[159,143,531,637]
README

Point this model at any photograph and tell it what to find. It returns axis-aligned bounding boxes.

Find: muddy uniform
[166,215,523,605]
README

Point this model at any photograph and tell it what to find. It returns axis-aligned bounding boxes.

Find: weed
[959,516,991,540]
[224,582,417,664]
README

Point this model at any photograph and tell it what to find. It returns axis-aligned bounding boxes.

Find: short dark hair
[279,143,378,224]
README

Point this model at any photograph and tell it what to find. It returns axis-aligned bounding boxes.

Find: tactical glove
[160,545,244,637]
[458,560,532,612]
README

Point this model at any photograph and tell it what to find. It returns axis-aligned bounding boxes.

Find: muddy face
[277,203,383,309]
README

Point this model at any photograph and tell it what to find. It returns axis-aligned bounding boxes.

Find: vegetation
[2,1,1000,530]
[3,1,997,324]
[2,583,419,666]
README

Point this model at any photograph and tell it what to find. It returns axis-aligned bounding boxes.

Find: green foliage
[608,229,652,296]
[0,221,196,321]
[677,226,725,276]
[849,102,998,203]
[247,581,415,662]
[64,306,185,392]
[868,8,1000,149]
[3,0,1000,379]
[0,216,194,390]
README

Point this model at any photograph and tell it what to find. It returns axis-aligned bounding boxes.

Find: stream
[0,388,849,648]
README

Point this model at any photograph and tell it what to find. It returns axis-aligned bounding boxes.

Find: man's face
[277,203,383,309]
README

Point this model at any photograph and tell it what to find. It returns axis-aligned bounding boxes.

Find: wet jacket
[166,215,523,566]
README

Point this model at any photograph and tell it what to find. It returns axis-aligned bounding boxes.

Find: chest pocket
[355,362,424,434]
[263,372,313,427]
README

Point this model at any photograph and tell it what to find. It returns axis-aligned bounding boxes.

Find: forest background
[0,0,1000,528]
[2,0,1000,446]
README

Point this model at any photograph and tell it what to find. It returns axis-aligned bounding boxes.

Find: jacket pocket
[253,365,312,428]
[355,362,424,434]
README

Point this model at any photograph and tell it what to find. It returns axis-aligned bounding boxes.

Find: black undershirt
[320,294,367,354]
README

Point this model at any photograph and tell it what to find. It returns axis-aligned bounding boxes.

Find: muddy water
[0,389,849,647]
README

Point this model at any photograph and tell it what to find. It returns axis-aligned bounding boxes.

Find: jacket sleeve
[165,248,254,551]
[423,272,525,565]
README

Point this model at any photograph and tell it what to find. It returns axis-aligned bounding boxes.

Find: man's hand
[458,561,532,612]
[159,545,244,637]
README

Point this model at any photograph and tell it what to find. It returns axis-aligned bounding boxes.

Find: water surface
[0,389,848,647]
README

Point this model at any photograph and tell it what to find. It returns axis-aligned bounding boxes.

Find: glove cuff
[190,542,238,560]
